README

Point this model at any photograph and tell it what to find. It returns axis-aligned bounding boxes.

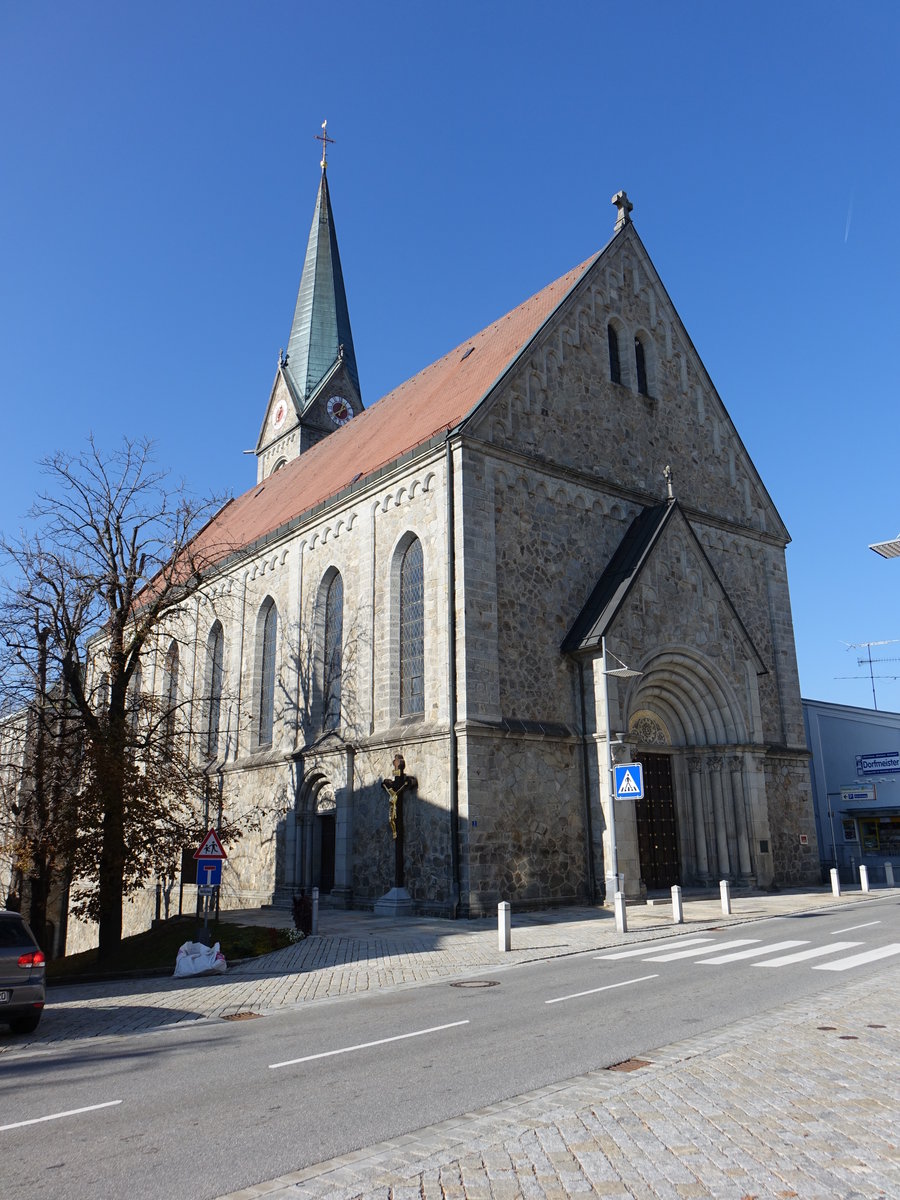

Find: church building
[93,146,820,937]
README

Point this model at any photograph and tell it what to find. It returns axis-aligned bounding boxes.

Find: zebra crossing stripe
[755,940,862,967]
[595,937,712,961]
[812,944,900,972]
[696,939,808,964]
[640,938,757,962]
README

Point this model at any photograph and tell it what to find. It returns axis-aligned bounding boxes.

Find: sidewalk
[4,885,899,1198]
[4,885,893,1042]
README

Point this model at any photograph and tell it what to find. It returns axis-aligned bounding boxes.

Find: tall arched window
[399,537,424,716]
[257,600,277,748]
[323,573,343,730]
[163,641,179,749]
[205,621,224,759]
[608,324,621,385]
[127,662,142,732]
[634,336,649,396]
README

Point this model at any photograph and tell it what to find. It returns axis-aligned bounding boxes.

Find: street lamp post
[869,534,900,559]
[599,635,642,904]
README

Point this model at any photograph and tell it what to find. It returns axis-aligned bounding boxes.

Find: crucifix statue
[382,753,412,889]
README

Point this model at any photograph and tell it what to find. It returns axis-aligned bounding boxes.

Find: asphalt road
[2,896,899,1200]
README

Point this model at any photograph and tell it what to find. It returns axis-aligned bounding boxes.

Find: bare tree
[1,437,230,959]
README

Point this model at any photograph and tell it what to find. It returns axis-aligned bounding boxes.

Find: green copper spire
[284,152,360,406]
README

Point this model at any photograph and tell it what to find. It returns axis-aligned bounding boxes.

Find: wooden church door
[635,752,680,889]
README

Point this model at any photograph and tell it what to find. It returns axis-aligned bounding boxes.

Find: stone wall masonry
[466,229,785,543]
[460,731,586,916]
[765,753,821,885]
[490,467,634,723]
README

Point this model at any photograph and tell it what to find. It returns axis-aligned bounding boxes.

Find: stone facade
[65,196,819,951]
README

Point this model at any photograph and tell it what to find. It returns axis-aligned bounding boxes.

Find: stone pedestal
[374,886,414,918]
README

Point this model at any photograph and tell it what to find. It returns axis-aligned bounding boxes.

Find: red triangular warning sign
[193,828,227,859]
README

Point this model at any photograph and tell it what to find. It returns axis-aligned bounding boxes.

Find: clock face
[272,398,288,430]
[327,395,354,426]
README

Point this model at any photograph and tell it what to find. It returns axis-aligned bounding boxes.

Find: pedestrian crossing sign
[614,763,644,800]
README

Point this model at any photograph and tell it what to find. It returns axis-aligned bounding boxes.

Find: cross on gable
[612,189,634,232]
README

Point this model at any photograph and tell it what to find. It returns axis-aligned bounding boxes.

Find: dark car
[0,910,46,1035]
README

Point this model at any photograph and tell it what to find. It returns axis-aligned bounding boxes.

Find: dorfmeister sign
[193,828,227,860]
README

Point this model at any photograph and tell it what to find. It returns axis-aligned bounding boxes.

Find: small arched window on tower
[205,621,224,759]
[257,599,278,749]
[608,324,621,385]
[323,572,343,730]
[399,537,425,717]
[634,335,649,396]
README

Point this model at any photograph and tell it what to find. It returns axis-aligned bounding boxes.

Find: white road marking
[813,944,900,972]
[755,941,862,967]
[0,1100,122,1132]
[831,921,881,934]
[595,937,712,960]
[696,940,808,964]
[640,938,758,962]
[546,974,659,1005]
[268,1020,470,1069]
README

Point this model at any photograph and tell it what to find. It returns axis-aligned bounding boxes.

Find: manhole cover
[449,980,500,989]
[221,1011,262,1021]
[607,1058,651,1072]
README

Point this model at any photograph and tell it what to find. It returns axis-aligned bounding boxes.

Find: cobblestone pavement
[3,886,898,1198]
[218,969,900,1200]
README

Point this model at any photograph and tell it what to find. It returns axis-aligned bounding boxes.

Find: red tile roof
[198,252,598,565]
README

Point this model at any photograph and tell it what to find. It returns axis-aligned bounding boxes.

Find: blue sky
[2,1,899,710]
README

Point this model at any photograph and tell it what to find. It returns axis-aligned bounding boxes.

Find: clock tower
[255,122,363,482]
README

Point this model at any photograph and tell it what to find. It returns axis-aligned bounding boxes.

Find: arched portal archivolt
[615,646,758,889]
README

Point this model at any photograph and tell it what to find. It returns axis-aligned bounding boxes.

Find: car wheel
[9,1012,42,1035]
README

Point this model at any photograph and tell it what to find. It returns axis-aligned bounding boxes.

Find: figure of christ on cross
[382,754,412,889]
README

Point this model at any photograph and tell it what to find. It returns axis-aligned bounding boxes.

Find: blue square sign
[614,763,644,800]
[196,858,222,888]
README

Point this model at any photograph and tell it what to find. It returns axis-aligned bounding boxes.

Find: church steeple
[255,123,363,482]
[283,138,360,405]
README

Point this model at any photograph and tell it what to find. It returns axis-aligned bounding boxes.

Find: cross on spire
[612,189,633,232]
[316,119,335,170]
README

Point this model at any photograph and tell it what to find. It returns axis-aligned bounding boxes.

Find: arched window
[608,324,621,385]
[323,573,343,730]
[127,662,142,732]
[257,599,277,748]
[399,538,424,716]
[634,336,649,396]
[205,622,224,759]
[163,641,179,749]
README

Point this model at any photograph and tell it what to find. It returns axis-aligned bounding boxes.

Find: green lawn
[47,916,297,982]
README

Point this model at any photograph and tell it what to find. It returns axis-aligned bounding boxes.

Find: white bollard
[859,865,870,893]
[720,879,732,915]
[671,884,684,924]
[830,867,841,897]
[311,886,319,935]
[614,890,627,933]
[886,862,895,888]
[498,901,511,952]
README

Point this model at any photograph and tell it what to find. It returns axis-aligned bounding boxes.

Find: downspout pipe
[578,659,596,903]
[446,434,461,918]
